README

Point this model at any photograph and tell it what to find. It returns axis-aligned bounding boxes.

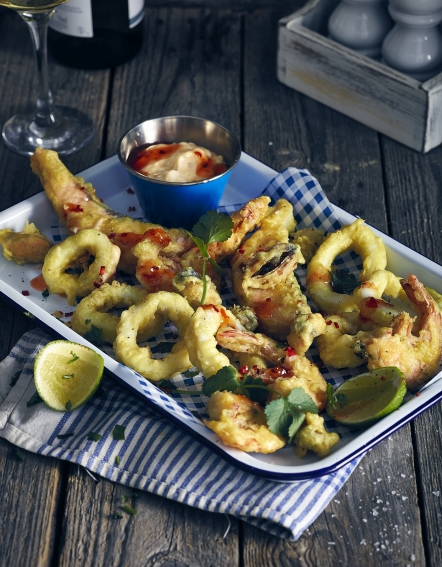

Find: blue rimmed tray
[1,152,441,482]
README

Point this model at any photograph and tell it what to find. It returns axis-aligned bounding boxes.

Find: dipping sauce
[127,142,228,183]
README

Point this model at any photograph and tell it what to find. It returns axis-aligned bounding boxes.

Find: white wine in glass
[0,0,94,155]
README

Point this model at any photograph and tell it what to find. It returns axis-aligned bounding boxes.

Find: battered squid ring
[306,219,387,313]
[184,304,242,378]
[71,281,165,344]
[42,228,120,305]
[113,291,194,381]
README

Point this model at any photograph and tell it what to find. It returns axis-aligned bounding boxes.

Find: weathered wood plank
[243,5,426,566]
[0,9,112,567]
[380,136,442,567]
[105,6,243,156]
[0,439,64,567]
[57,467,239,567]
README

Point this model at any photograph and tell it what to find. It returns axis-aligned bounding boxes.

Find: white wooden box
[277,0,442,153]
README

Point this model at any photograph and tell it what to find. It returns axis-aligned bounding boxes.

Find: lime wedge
[326,367,407,426]
[34,340,104,411]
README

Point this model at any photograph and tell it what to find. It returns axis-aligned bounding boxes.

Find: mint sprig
[187,211,233,304]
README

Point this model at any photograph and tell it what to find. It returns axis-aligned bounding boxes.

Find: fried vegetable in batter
[0,221,52,264]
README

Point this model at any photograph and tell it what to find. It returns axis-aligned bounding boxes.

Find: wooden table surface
[1,1,441,565]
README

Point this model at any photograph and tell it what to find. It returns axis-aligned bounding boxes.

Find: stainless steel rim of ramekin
[118,115,242,186]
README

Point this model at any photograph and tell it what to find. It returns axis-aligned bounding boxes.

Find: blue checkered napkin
[0,329,360,541]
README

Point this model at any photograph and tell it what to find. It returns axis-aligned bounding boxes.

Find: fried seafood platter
[1,148,442,480]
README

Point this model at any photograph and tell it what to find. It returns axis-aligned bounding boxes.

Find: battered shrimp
[216,326,327,411]
[30,148,192,274]
[365,274,442,389]
[205,391,286,453]
[133,228,186,292]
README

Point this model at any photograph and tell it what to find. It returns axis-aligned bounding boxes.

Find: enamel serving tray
[1,152,442,482]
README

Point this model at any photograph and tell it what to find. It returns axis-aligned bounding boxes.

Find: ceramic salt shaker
[382,0,442,81]
[328,0,393,59]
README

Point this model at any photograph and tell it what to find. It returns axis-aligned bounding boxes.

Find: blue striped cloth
[0,329,360,540]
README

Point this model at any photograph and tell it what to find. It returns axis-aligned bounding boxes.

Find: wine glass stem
[19,10,56,131]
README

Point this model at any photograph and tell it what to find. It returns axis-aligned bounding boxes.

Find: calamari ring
[306,219,387,313]
[184,305,242,378]
[352,269,404,304]
[113,291,194,381]
[71,281,166,344]
[42,228,120,305]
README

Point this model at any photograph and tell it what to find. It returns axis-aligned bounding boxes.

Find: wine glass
[1,0,94,156]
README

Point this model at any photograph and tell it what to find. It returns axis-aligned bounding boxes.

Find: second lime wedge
[326,367,407,427]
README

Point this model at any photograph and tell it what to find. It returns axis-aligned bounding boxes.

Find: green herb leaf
[120,504,137,516]
[189,234,209,258]
[286,387,319,414]
[10,371,21,387]
[65,400,72,411]
[331,269,359,295]
[15,447,24,461]
[66,351,79,364]
[239,374,269,405]
[264,397,293,438]
[24,311,35,319]
[87,432,102,442]
[158,379,177,390]
[112,424,126,441]
[287,411,306,443]
[202,366,240,397]
[27,391,42,407]
[121,493,138,503]
[83,325,103,347]
[115,455,121,466]
[42,288,50,298]
[181,370,200,378]
[265,389,316,442]
[112,512,123,520]
[191,210,234,245]
[57,431,75,439]
[187,211,233,304]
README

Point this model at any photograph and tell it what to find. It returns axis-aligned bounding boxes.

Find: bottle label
[49,0,145,36]
[49,0,93,37]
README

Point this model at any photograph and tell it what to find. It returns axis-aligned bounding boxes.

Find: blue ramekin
[118,116,241,230]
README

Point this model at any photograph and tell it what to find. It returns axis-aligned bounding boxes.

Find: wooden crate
[277,0,442,153]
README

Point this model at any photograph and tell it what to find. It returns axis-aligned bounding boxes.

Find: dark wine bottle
[47,0,144,69]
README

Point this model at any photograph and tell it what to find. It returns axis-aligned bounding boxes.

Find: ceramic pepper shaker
[382,0,442,81]
[328,0,393,59]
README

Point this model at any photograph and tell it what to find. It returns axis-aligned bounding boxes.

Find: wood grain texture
[106,6,243,157]
[0,439,64,567]
[57,467,239,567]
[380,135,442,567]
